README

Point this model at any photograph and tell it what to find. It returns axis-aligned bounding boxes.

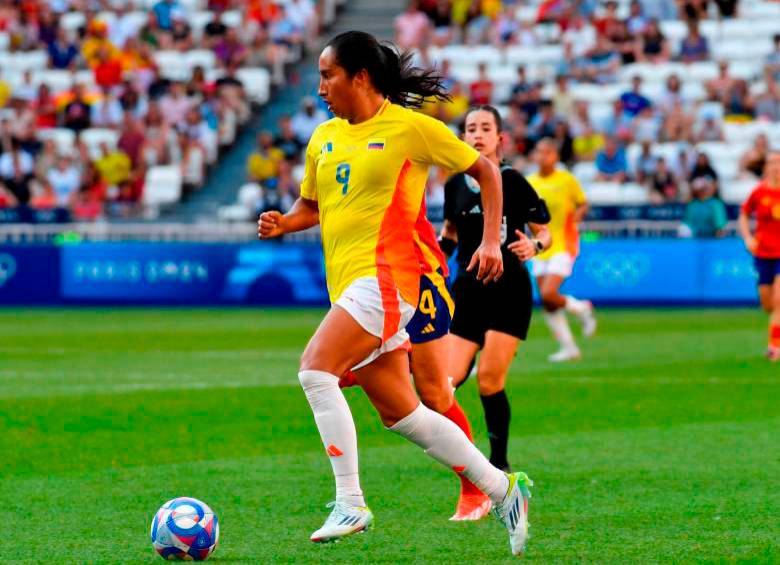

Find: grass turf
[0,308,778,563]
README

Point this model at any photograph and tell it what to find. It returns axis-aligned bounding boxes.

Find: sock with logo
[299,370,365,507]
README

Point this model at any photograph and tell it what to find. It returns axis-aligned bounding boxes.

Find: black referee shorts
[449,270,533,347]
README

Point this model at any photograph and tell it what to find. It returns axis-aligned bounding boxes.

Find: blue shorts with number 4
[755,257,780,286]
[406,270,455,344]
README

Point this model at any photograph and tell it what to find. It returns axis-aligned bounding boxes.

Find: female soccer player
[258,32,533,555]
[739,151,780,362]
[442,106,552,474]
[528,138,596,362]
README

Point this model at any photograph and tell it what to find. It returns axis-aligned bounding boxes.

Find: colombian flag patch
[322,141,333,154]
[367,139,385,150]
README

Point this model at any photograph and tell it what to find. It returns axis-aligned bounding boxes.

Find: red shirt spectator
[469,64,494,105]
[32,84,58,128]
[94,50,123,89]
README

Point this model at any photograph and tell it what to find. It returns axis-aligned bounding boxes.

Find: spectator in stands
[508,65,531,106]
[30,183,56,209]
[32,84,58,129]
[48,27,79,70]
[636,18,670,63]
[681,176,727,237]
[153,0,183,32]
[214,27,249,69]
[573,121,605,162]
[62,84,92,133]
[678,20,709,63]
[602,99,634,143]
[634,140,657,184]
[159,82,193,126]
[395,0,430,50]
[610,20,638,65]
[595,136,629,182]
[183,107,217,164]
[291,97,327,145]
[528,99,558,142]
[740,134,770,179]
[662,99,694,142]
[94,45,123,91]
[713,0,738,18]
[429,0,454,47]
[594,1,622,39]
[640,0,678,20]
[469,63,494,105]
[118,114,146,168]
[647,156,679,203]
[91,88,124,128]
[82,20,119,69]
[620,76,652,118]
[679,0,708,21]
[95,142,132,190]
[552,74,574,117]
[706,61,737,102]
[72,163,107,221]
[755,71,780,121]
[14,70,37,103]
[47,155,81,207]
[634,106,661,143]
[581,34,621,84]
[554,121,575,166]
[169,13,193,51]
[273,115,303,162]
[626,0,648,35]
[179,131,206,193]
[268,5,305,84]
[247,130,284,183]
[767,34,780,83]
[723,80,755,120]
[562,13,596,61]
[694,112,725,142]
[34,140,58,189]
[0,139,34,204]
[689,151,719,188]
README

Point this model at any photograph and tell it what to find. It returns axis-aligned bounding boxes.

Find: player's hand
[745,236,758,255]
[467,240,503,283]
[508,230,536,262]
[258,211,286,239]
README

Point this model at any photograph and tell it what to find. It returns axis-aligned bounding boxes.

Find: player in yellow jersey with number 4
[258,31,534,556]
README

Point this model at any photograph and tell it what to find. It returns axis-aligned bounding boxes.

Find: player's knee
[417,383,453,414]
[477,370,506,396]
[541,294,559,312]
[299,344,341,375]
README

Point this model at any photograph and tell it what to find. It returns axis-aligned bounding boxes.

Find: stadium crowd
[239,0,780,239]
[0,0,321,219]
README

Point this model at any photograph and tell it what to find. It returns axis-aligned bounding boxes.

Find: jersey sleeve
[741,188,758,215]
[299,131,320,201]
[408,112,480,173]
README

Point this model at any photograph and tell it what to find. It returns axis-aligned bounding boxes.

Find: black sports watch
[532,239,544,255]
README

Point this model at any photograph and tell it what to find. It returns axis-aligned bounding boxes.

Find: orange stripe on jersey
[375,159,420,342]
[414,200,449,277]
[564,212,580,257]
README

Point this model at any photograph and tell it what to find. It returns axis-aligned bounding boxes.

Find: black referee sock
[480,390,511,471]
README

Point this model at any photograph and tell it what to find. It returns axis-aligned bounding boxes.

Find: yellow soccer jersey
[527,168,587,259]
[301,100,480,305]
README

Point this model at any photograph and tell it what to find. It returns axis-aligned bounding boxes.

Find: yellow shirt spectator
[96,150,132,186]
[247,147,285,182]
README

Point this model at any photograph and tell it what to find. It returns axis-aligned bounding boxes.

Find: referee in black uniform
[440,105,552,472]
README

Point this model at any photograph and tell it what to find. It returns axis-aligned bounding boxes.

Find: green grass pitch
[1,308,778,563]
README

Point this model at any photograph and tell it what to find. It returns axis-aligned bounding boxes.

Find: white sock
[298,370,365,507]
[564,295,589,316]
[544,310,577,350]
[389,403,509,504]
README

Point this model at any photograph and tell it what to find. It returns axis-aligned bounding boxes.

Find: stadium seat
[154,51,192,81]
[80,128,121,160]
[740,1,780,18]
[238,183,262,209]
[217,204,252,222]
[143,166,183,207]
[712,40,773,63]
[585,182,623,205]
[32,69,74,93]
[721,179,756,204]
[36,128,77,156]
[60,11,86,32]
[573,162,598,183]
[235,68,271,105]
[620,183,649,205]
[0,32,9,51]
[189,11,215,40]
[185,49,217,71]
[220,10,242,28]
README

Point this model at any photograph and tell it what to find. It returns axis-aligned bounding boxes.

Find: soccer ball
[150,497,219,561]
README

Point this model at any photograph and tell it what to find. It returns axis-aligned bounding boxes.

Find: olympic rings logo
[0,253,17,287]
[583,253,651,287]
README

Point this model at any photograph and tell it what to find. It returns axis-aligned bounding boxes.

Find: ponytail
[327,31,451,109]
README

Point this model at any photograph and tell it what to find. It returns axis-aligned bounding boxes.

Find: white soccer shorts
[531,252,575,279]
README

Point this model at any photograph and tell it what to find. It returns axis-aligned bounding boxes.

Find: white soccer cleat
[580,301,597,338]
[548,347,581,362]
[310,501,373,543]
[492,472,533,556]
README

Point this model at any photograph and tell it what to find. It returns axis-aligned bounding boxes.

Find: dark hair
[462,105,503,133]
[326,31,450,109]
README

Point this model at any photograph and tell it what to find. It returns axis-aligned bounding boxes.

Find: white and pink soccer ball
[150,497,219,561]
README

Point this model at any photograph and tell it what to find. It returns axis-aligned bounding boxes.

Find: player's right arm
[258,197,319,239]
[259,126,323,239]
[738,191,758,254]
